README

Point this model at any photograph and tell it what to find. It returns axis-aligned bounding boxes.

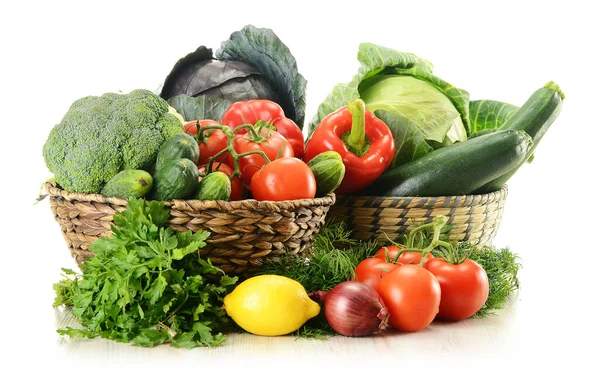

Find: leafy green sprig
[53,198,238,348]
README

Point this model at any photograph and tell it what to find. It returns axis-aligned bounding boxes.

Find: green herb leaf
[144,275,167,305]
[258,221,378,294]
[132,328,169,347]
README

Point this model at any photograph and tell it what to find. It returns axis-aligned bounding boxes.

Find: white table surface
[2,1,599,372]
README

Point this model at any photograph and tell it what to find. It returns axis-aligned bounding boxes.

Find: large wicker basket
[327,186,508,247]
[44,180,335,276]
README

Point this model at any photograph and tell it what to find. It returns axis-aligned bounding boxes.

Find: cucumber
[475,81,564,193]
[151,158,199,201]
[306,151,345,196]
[101,169,153,198]
[195,172,231,201]
[365,130,533,197]
[155,133,199,172]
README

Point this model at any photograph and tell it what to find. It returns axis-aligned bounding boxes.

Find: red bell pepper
[221,100,305,158]
[303,99,395,194]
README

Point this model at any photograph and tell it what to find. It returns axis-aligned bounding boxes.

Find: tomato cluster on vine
[354,216,490,332]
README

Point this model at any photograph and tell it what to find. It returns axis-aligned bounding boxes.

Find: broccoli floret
[43,89,185,193]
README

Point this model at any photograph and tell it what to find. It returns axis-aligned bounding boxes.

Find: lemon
[224,275,321,336]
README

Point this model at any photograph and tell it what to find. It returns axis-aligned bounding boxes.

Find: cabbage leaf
[167,95,233,122]
[468,99,520,135]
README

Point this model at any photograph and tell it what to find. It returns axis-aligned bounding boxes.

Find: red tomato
[354,257,396,290]
[424,258,489,321]
[229,129,294,185]
[184,120,230,166]
[198,162,245,201]
[250,157,316,201]
[378,264,441,332]
[374,246,435,264]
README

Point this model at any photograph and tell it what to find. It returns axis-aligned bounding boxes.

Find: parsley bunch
[53,198,238,348]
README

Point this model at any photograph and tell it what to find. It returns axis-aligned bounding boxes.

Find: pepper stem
[345,99,368,155]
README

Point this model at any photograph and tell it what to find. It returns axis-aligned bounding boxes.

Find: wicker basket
[327,186,508,247]
[44,180,335,276]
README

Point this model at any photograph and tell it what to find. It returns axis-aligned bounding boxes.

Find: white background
[1,0,599,371]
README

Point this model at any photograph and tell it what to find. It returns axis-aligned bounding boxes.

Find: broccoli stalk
[43,89,185,194]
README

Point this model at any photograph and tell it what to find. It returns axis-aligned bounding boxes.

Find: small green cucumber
[195,172,232,201]
[155,133,199,172]
[307,151,346,196]
[101,169,153,198]
[151,158,199,201]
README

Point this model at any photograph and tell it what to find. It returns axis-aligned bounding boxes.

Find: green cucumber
[365,130,533,197]
[475,81,564,193]
[195,172,231,201]
[101,169,153,198]
[151,158,199,201]
[155,133,199,172]
[307,151,346,196]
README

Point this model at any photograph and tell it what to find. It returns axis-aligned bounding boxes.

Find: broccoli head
[43,89,185,193]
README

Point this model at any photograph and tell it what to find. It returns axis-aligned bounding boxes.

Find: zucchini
[365,130,533,197]
[151,158,199,201]
[306,151,345,196]
[475,81,564,193]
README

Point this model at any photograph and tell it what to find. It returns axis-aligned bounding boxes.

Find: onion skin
[310,281,389,337]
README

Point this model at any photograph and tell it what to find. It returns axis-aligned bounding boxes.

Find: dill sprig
[258,220,378,293]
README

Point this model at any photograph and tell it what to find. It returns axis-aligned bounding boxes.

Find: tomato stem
[193,120,215,144]
[198,124,271,180]
[236,150,272,164]
[237,123,264,142]
[382,215,451,266]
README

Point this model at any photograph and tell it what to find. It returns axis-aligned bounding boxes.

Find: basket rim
[43,179,336,212]
[335,185,508,202]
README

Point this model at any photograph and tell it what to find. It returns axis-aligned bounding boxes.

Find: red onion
[309,281,389,337]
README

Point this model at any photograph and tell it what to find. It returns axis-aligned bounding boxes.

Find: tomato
[229,129,294,185]
[378,264,441,332]
[250,157,316,201]
[184,120,229,166]
[198,162,245,201]
[424,258,489,321]
[354,258,396,290]
[374,246,435,264]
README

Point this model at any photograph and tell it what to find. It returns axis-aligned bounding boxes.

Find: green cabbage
[359,75,466,146]
[309,43,472,167]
